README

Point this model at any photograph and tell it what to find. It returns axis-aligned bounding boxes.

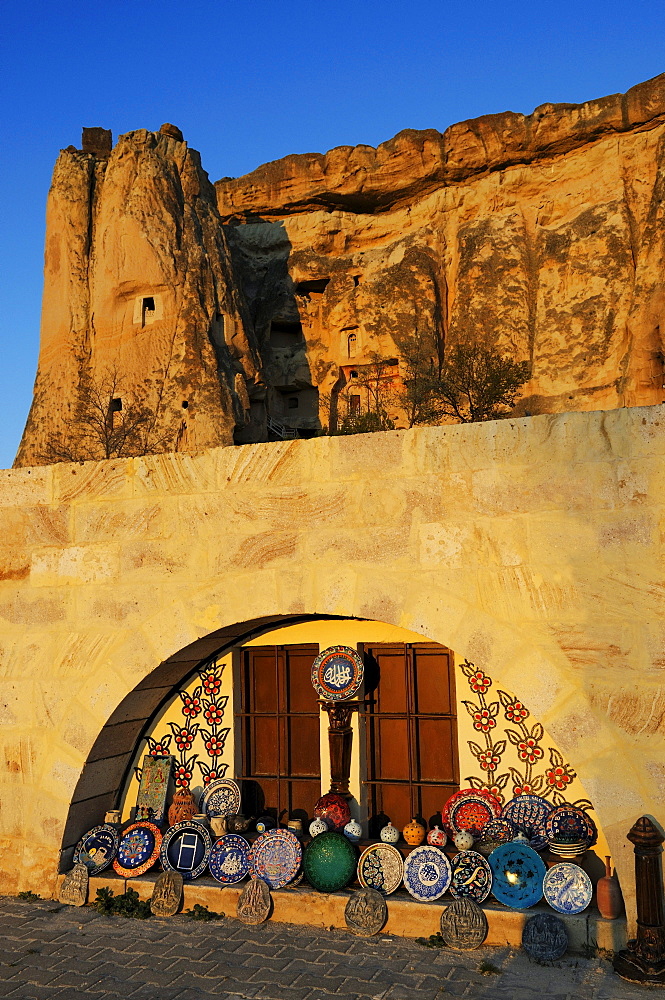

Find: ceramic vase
[403,818,426,846]
[427,825,447,848]
[168,787,197,826]
[343,818,362,843]
[309,817,328,838]
[210,816,226,837]
[192,813,210,829]
[380,823,400,844]
[453,830,474,851]
[596,856,623,919]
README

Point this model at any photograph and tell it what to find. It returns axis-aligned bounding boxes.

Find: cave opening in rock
[269,321,304,348]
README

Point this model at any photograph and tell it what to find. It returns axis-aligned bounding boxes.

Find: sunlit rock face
[16,126,260,468]
[216,72,665,424]
[16,73,665,465]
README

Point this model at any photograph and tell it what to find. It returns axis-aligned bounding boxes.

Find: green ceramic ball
[303,831,358,892]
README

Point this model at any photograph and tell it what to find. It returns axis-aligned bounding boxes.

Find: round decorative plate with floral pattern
[403,846,451,902]
[545,806,596,845]
[249,829,302,889]
[311,646,364,701]
[209,834,251,884]
[488,843,546,909]
[503,795,554,849]
[443,789,502,838]
[357,844,404,895]
[543,862,592,914]
[199,778,241,819]
[74,824,119,875]
[481,818,517,844]
[113,822,162,878]
[449,850,492,903]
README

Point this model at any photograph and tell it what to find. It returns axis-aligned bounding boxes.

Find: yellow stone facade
[0,405,664,933]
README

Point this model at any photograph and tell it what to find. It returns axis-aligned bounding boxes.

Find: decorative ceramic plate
[311,645,364,701]
[543,862,592,914]
[208,834,251,885]
[545,806,596,845]
[302,831,358,892]
[481,818,516,844]
[314,793,351,832]
[357,844,404,895]
[73,824,119,875]
[449,850,492,904]
[113,822,162,878]
[488,843,546,909]
[160,821,212,880]
[443,789,502,837]
[402,846,452,902]
[249,829,302,889]
[199,778,241,819]
[503,795,554,848]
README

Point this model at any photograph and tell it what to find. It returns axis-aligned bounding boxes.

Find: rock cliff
[17,73,665,464]
[16,125,259,467]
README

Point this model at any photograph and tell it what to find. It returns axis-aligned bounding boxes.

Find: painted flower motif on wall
[459,658,579,806]
[135,658,230,790]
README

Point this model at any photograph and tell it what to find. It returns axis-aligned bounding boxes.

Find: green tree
[395,328,443,427]
[432,343,530,423]
[335,355,397,435]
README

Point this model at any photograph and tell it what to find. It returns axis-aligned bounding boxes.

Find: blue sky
[0,0,663,468]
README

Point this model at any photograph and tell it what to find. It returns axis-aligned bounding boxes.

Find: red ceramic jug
[596,856,623,919]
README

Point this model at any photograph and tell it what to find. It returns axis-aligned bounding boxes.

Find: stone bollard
[614,816,665,985]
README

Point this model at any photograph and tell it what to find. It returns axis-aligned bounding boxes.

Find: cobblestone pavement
[0,897,656,1000]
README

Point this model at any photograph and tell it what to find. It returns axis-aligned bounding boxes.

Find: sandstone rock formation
[17,73,665,464]
[16,126,260,467]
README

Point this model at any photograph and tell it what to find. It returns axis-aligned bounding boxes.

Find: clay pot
[309,817,328,838]
[343,818,362,843]
[168,787,197,826]
[380,823,400,844]
[403,818,426,846]
[210,816,226,837]
[453,830,474,851]
[596,856,623,919]
[427,825,447,848]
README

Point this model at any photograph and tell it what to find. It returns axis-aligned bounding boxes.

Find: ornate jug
[403,817,426,846]
[427,825,447,848]
[380,823,400,844]
[168,787,197,826]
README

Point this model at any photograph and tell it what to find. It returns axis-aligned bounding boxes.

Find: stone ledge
[55,873,627,955]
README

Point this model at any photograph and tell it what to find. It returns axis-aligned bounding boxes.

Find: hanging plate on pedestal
[311,646,364,701]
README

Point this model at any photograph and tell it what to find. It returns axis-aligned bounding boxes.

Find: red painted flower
[203,770,222,785]
[472,708,496,733]
[486,785,504,803]
[469,670,491,694]
[546,765,573,790]
[513,783,533,796]
[205,733,226,757]
[517,738,543,763]
[148,743,170,756]
[173,727,195,752]
[505,701,529,723]
[478,749,501,771]
[204,702,224,727]
[180,693,202,719]
[202,672,221,697]
[174,764,193,788]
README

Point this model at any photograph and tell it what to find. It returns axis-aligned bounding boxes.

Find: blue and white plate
[249,829,302,889]
[503,795,553,850]
[209,834,251,885]
[199,779,241,819]
[403,846,451,902]
[73,825,119,875]
[543,863,592,914]
[488,842,546,909]
[449,851,492,904]
[160,822,212,880]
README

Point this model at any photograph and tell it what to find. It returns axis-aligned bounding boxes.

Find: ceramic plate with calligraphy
[543,862,592,914]
[545,806,596,845]
[403,846,451,902]
[160,822,212,880]
[311,645,364,701]
[113,822,162,878]
[488,843,546,909]
[357,844,404,895]
[74,825,119,875]
[450,850,492,904]
[443,789,502,837]
[199,778,241,819]
[503,795,553,849]
[209,834,251,885]
[249,829,302,889]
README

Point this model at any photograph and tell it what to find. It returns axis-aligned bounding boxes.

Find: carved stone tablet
[59,863,89,907]
[150,870,183,917]
[440,897,488,950]
[237,877,271,925]
[345,888,387,937]
[522,913,568,962]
